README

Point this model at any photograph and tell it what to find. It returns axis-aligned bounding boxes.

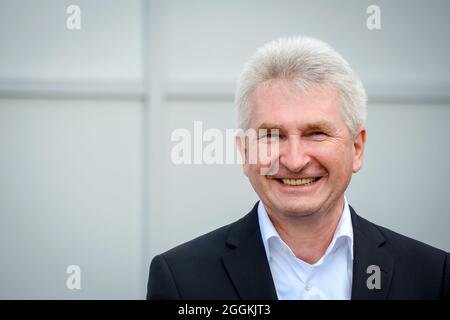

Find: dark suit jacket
[147,203,450,299]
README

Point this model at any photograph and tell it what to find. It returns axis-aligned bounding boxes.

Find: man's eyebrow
[256,122,283,130]
[304,121,336,132]
[256,121,336,132]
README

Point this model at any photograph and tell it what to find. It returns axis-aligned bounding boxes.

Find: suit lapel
[222,203,278,300]
[350,206,394,300]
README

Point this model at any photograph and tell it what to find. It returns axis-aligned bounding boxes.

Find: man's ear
[236,134,249,177]
[352,127,366,173]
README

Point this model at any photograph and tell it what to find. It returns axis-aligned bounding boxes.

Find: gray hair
[235,36,367,137]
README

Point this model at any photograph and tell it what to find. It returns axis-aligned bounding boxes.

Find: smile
[277,177,322,186]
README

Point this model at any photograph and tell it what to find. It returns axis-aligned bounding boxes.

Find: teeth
[281,177,317,186]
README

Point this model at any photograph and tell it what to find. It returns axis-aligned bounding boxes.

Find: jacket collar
[349,205,394,299]
[222,202,278,299]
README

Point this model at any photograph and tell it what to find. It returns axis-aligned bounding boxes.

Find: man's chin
[282,208,318,217]
[270,201,322,217]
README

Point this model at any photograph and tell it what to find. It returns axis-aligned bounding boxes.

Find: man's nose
[279,135,310,173]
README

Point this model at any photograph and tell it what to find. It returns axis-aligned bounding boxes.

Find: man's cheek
[258,143,280,176]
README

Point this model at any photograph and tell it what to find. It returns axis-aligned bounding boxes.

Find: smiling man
[147,37,449,300]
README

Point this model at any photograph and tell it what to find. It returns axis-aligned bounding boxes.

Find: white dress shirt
[257,196,354,300]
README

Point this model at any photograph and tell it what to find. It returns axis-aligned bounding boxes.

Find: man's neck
[266,197,345,265]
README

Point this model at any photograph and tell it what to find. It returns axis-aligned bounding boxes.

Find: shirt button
[305,283,312,291]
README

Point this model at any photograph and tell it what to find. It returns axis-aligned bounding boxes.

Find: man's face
[238,81,366,218]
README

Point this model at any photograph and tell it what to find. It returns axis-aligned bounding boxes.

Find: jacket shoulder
[352,211,449,298]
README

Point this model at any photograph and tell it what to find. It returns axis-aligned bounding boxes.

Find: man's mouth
[275,177,322,186]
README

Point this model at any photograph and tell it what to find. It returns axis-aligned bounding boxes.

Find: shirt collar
[257,196,354,262]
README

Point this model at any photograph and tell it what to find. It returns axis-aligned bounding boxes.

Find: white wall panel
[348,102,450,251]
[162,0,450,95]
[0,99,143,298]
[0,0,142,83]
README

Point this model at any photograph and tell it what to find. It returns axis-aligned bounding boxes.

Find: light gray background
[0,0,449,299]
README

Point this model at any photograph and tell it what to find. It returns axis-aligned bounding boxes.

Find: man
[147,37,449,299]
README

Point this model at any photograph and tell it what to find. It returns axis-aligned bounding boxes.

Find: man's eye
[259,133,280,141]
[306,131,327,139]
[266,133,279,138]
